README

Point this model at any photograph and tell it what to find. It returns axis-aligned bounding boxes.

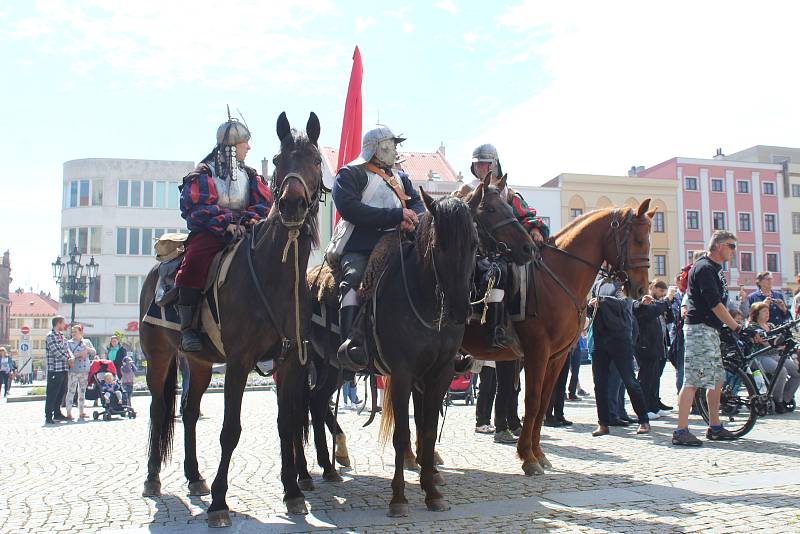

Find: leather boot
[337,306,367,372]
[178,288,202,352]
[486,302,513,352]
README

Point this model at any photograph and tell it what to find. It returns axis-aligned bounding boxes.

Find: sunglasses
[724,243,737,250]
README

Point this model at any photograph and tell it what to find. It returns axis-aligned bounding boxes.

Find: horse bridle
[475,213,517,258]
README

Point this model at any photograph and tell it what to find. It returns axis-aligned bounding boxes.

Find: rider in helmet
[331,126,425,371]
[174,115,273,352]
[462,144,549,351]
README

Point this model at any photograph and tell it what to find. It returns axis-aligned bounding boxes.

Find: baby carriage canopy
[88,359,117,378]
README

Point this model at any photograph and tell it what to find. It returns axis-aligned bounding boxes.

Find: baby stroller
[85,359,137,421]
[446,371,475,405]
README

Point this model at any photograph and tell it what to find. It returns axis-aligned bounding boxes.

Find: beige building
[8,290,60,374]
[542,173,680,282]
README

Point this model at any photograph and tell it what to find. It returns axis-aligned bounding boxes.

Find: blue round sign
[19,343,29,352]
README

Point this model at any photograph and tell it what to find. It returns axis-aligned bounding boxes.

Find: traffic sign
[19,343,29,352]
[21,325,30,335]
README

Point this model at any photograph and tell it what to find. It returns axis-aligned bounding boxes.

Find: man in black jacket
[589,275,650,436]
[634,279,675,418]
[331,126,425,371]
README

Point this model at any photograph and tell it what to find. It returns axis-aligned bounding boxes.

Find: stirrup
[336,339,367,372]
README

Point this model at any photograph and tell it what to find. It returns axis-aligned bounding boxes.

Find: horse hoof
[538,456,553,470]
[285,497,308,515]
[433,451,444,466]
[426,498,450,512]
[403,457,418,471]
[523,460,545,476]
[323,470,343,483]
[298,478,315,491]
[207,510,232,528]
[335,453,352,468]
[432,473,446,487]
[188,480,210,496]
[388,503,409,517]
[142,481,161,497]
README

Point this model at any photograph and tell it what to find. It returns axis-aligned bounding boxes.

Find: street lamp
[52,246,99,326]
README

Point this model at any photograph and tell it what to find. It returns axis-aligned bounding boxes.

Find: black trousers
[475,365,496,427]
[635,354,662,413]
[592,344,649,426]
[45,371,68,418]
[548,357,570,419]
[494,360,521,432]
[567,347,581,396]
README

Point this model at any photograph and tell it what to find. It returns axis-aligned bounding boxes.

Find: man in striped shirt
[44,315,73,424]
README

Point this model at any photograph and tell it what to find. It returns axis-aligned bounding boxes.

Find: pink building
[638,156,784,289]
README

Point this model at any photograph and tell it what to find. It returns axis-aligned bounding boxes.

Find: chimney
[261,157,269,178]
[713,148,725,160]
[437,142,445,157]
[628,165,638,177]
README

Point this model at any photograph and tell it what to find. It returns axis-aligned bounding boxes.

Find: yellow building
[542,173,680,282]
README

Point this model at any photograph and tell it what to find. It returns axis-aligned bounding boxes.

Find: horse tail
[151,354,177,466]
[378,376,394,447]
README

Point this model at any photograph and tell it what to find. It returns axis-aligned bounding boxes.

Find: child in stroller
[86,360,136,421]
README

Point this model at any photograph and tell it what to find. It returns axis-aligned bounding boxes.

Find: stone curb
[7,384,275,403]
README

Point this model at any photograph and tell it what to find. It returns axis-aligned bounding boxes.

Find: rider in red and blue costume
[174,116,272,352]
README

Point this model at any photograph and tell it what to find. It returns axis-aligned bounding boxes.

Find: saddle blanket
[471,262,530,322]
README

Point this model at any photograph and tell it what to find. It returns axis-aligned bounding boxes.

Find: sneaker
[672,428,702,446]
[475,424,495,434]
[510,426,522,437]
[658,402,673,411]
[567,394,582,401]
[657,409,672,417]
[609,419,630,427]
[646,411,660,420]
[705,426,737,441]
[494,429,518,443]
[577,388,589,396]
[53,412,68,421]
[557,417,573,427]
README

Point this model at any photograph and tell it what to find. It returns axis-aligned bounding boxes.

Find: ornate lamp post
[52,246,99,326]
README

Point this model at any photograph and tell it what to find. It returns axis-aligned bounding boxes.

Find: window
[92,179,103,206]
[61,227,101,255]
[711,178,724,192]
[767,253,779,273]
[78,180,90,206]
[88,276,101,303]
[795,252,800,277]
[143,181,154,207]
[684,177,698,191]
[130,181,141,207]
[736,180,750,194]
[116,228,127,254]
[792,184,800,197]
[793,213,800,234]
[118,180,129,207]
[128,228,140,255]
[155,181,167,208]
[63,179,99,208]
[764,214,777,233]
[169,183,180,209]
[115,275,143,304]
[686,210,700,230]
[654,255,666,276]
[738,213,752,232]
[89,227,101,254]
[762,182,776,195]
[740,252,753,272]
[142,228,153,255]
[712,212,726,230]
[653,212,665,233]
[570,208,583,219]
[77,227,88,254]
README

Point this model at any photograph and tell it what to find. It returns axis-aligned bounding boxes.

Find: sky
[2,0,800,294]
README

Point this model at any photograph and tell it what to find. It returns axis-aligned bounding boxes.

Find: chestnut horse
[461,199,655,476]
[140,112,324,526]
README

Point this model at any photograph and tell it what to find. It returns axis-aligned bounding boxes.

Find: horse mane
[269,128,321,248]
[551,206,633,249]
[416,196,475,261]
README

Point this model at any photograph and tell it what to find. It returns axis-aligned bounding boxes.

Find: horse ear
[496,173,508,190]
[306,112,320,146]
[468,182,484,212]
[276,112,291,142]
[636,198,652,218]
[646,206,658,219]
[482,172,492,188]
[419,187,436,217]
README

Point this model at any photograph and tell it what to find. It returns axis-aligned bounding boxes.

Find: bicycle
[694,318,800,438]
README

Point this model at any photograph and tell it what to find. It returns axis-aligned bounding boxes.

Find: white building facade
[60,158,194,355]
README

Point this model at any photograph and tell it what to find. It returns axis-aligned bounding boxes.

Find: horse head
[272,111,324,235]
[606,199,655,299]
[419,188,478,324]
[465,173,534,265]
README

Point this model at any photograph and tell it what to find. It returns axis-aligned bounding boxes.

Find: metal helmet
[347,126,407,166]
[470,143,502,178]
[216,119,251,147]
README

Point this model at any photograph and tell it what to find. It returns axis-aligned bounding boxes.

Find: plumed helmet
[347,126,406,166]
[216,119,251,147]
[470,143,502,178]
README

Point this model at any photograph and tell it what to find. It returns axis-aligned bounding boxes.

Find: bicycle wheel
[694,364,758,438]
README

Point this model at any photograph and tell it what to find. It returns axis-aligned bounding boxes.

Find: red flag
[337,46,363,172]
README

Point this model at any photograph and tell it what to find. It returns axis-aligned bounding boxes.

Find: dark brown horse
[139,112,324,527]
[461,199,655,476]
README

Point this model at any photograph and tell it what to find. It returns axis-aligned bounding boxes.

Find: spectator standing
[341,373,361,410]
[588,275,650,436]
[44,316,73,424]
[65,325,95,419]
[606,362,632,425]
[474,359,496,434]
[107,336,127,378]
[634,280,675,420]
[493,360,523,443]
[567,320,589,401]
[544,351,573,427]
[673,231,740,446]
[120,356,137,406]
[746,272,790,325]
[0,347,16,397]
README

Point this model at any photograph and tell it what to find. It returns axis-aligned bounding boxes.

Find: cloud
[356,16,375,33]
[468,1,800,185]
[388,5,415,33]
[434,0,458,14]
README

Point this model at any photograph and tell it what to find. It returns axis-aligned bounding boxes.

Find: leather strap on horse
[366,163,410,207]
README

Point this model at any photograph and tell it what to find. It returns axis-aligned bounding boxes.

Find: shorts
[682,323,724,389]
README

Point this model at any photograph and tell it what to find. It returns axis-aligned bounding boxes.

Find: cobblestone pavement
[1,367,799,533]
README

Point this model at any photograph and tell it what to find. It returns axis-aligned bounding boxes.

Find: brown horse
[461,199,655,476]
[139,111,324,526]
